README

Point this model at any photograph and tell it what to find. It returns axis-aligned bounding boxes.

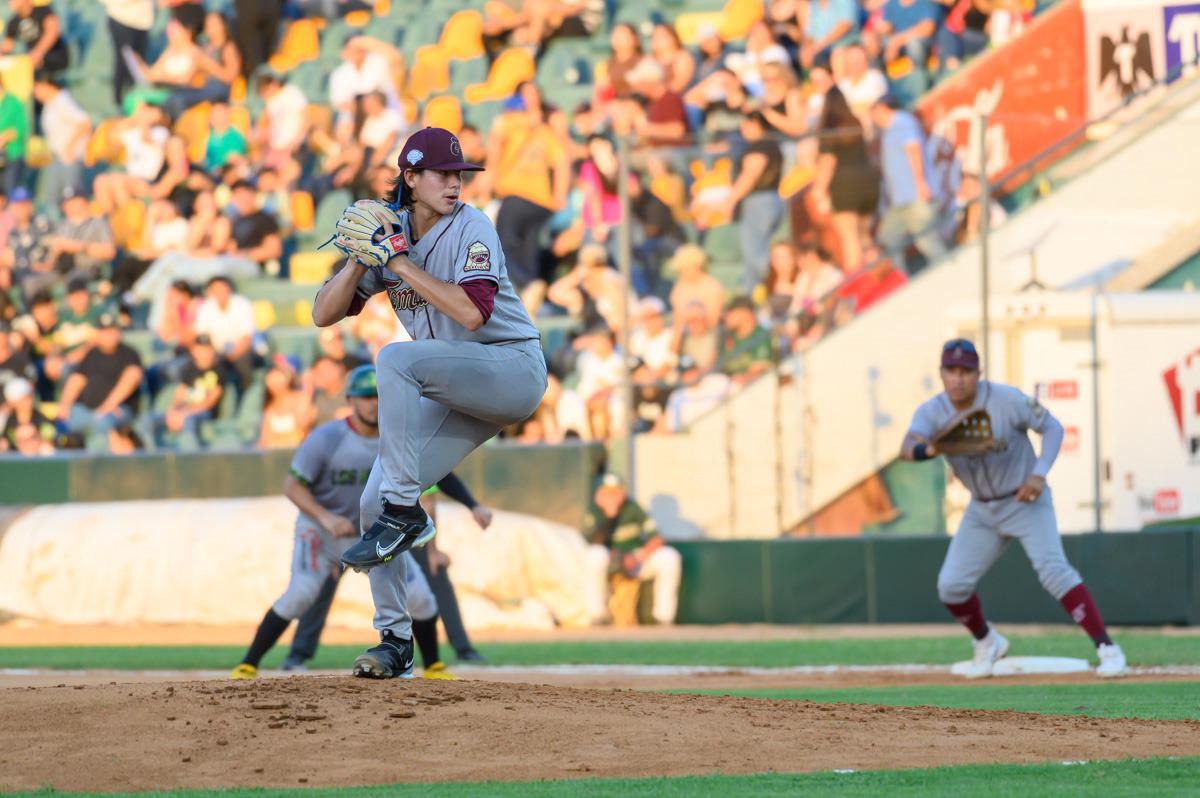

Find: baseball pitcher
[313,126,547,678]
[901,339,1126,679]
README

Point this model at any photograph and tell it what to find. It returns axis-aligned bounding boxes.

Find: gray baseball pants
[361,337,547,638]
[937,489,1083,604]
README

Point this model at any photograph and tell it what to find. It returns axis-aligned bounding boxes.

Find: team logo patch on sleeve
[464,241,492,272]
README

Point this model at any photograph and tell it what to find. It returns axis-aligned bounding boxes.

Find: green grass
[11,758,1200,797]
[1,632,1197,671]
[674,681,1200,721]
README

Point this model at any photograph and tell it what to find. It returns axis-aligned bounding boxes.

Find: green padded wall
[0,444,604,529]
[675,531,1198,626]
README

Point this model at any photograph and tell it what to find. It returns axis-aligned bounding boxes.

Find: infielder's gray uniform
[272,419,437,624]
[907,381,1075,604]
[347,200,546,638]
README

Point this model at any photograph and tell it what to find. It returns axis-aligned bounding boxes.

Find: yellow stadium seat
[345,9,372,27]
[85,118,124,167]
[252,300,278,329]
[289,251,342,285]
[230,76,247,104]
[110,201,146,250]
[674,12,723,45]
[0,54,33,102]
[374,0,391,13]
[293,299,314,325]
[408,45,451,102]
[422,95,463,134]
[24,135,51,169]
[778,164,814,199]
[718,0,763,41]
[174,102,212,164]
[464,48,535,104]
[269,19,320,72]
[439,10,485,61]
[291,191,315,232]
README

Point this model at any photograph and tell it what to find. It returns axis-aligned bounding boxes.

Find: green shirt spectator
[0,91,28,162]
[204,103,247,172]
[717,296,774,387]
[584,488,660,554]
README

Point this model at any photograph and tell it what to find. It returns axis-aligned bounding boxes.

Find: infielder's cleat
[280,655,309,673]
[340,503,437,572]
[422,661,457,680]
[1095,643,1127,678]
[229,663,257,680]
[965,627,1009,679]
[352,631,415,679]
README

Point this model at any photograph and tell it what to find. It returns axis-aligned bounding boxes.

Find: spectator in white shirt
[328,36,402,118]
[836,43,889,129]
[31,75,90,214]
[193,275,258,392]
[573,325,626,440]
[254,68,308,166]
[93,102,170,213]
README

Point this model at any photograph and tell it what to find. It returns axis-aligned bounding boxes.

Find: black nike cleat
[353,631,415,679]
[340,502,436,573]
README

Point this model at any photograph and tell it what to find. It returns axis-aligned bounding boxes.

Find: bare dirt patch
[3,677,1198,793]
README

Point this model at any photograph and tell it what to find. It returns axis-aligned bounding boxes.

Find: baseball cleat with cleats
[422,661,457,680]
[340,503,436,573]
[1095,643,1127,678]
[965,626,1009,679]
[352,631,415,679]
[229,663,257,680]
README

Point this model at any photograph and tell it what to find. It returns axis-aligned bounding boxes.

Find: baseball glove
[332,199,410,269]
[932,408,1007,457]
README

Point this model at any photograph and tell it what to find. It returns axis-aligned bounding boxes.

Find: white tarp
[0,498,592,630]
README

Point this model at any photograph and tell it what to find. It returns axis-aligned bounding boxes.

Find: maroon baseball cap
[941,338,980,370]
[397,127,484,172]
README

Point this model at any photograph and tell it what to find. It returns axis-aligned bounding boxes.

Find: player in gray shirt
[901,339,1126,678]
[230,365,380,679]
[312,127,547,678]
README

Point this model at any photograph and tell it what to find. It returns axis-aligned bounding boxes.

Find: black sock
[412,616,440,668]
[242,608,290,668]
[382,501,424,521]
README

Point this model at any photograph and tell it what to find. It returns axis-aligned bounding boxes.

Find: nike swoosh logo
[376,535,406,558]
[403,658,413,670]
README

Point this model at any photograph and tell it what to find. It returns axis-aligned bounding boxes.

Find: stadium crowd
[0,0,1026,455]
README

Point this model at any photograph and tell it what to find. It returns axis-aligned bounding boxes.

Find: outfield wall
[675,530,1200,626]
[0,443,604,529]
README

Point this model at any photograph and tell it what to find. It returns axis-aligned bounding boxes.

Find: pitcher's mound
[3,677,1198,793]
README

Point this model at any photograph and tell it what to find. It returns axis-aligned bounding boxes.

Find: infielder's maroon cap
[941,338,980,370]
[397,127,484,172]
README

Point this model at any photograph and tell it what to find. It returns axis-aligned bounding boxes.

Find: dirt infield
[4,677,1200,793]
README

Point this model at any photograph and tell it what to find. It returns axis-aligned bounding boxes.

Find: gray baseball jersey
[349,201,539,345]
[289,418,378,531]
[909,381,1060,500]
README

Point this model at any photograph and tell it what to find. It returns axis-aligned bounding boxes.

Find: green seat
[266,326,321,366]
[702,223,741,264]
[236,374,266,445]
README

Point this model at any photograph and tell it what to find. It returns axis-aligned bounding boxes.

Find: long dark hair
[818,86,863,143]
[384,169,419,210]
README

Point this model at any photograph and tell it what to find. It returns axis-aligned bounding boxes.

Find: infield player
[900,339,1127,679]
[313,126,547,678]
[228,366,461,681]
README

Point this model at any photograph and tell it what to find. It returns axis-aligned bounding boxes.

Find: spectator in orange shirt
[487,81,570,296]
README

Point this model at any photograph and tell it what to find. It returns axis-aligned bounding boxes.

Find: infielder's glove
[331,199,410,269]
[932,408,1007,457]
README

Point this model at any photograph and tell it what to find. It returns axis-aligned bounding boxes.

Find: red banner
[918,0,1087,188]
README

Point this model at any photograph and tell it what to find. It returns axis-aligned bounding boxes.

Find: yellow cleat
[230,663,257,680]
[422,661,456,680]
